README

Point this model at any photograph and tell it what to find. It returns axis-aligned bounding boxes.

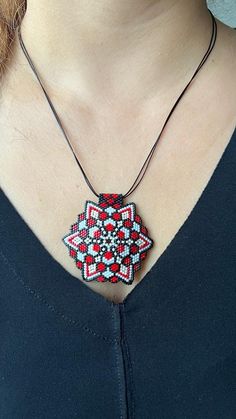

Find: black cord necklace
[17,10,217,285]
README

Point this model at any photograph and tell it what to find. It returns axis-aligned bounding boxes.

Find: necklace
[17,10,217,285]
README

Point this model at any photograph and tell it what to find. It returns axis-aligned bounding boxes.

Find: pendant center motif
[62,193,154,285]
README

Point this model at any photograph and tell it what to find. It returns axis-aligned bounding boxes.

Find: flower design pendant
[62,193,154,285]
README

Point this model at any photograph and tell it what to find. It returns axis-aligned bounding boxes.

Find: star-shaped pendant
[62,193,154,285]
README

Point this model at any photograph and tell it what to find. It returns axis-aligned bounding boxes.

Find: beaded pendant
[62,193,154,285]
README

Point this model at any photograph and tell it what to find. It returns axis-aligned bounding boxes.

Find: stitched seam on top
[111,307,124,419]
[122,306,135,419]
[0,249,117,344]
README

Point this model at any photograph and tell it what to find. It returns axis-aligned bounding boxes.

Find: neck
[16,0,212,103]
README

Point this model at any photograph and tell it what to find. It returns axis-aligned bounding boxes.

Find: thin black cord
[17,9,217,199]
[125,10,217,197]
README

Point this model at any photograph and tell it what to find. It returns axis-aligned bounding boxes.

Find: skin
[0,0,236,303]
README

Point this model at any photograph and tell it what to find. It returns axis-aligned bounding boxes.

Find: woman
[0,0,235,417]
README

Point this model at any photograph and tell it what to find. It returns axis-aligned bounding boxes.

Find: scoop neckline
[0,124,236,309]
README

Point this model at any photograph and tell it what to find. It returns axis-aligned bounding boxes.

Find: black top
[0,126,236,419]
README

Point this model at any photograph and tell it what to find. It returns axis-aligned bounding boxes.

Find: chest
[0,81,236,302]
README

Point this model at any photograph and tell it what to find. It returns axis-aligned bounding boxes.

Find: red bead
[78,243,87,252]
[114,203,121,209]
[124,219,133,228]
[76,260,83,269]
[110,263,120,272]
[112,212,121,221]
[93,243,100,252]
[70,249,76,258]
[87,218,96,227]
[123,256,131,266]
[131,244,139,254]
[93,230,101,239]
[131,231,139,240]
[105,223,114,232]
[85,255,94,264]
[117,231,125,239]
[117,244,125,253]
[104,251,113,260]
[97,262,106,272]
[135,215,141,223]
[72,223,78,231]
[79,229,87,238]
[134,263,140,271]
[99,211,108,220]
